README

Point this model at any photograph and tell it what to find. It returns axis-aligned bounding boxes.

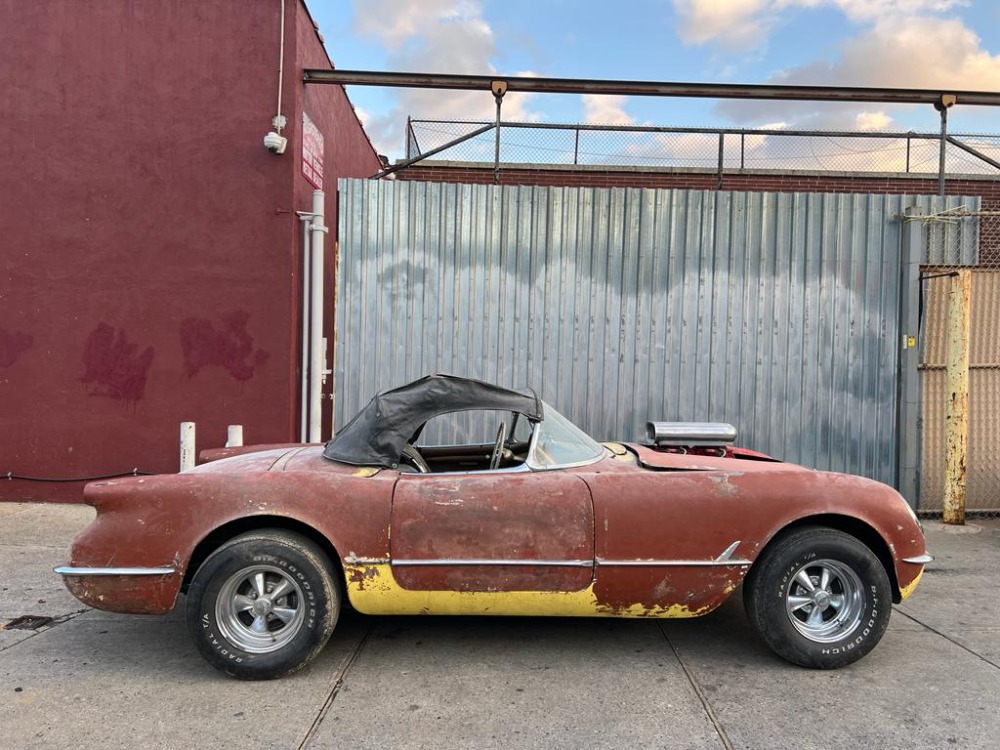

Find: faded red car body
[62,442,926,619]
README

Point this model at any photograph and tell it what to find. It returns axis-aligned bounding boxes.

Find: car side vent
[645,422,737,448]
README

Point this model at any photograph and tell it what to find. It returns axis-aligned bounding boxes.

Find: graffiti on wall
[180,311,269,383]
[0,327,33,367]
[80,322,155,405]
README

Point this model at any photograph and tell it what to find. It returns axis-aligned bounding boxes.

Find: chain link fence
[405,120,1000,176]
[920,209,1000,517]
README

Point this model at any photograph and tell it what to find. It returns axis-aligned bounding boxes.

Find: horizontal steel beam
[303,69,1000,107]
[410,119,948,139]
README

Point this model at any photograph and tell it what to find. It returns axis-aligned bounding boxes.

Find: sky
[307,0,1000,159]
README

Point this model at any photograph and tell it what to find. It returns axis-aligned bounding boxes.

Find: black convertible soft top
[323,373,542,468]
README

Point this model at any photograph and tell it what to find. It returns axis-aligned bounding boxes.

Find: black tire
[743,527,891,669]
[185,529,340,680]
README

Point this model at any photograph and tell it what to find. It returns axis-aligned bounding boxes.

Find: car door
[584,465,755,617]
[390,470,595,595]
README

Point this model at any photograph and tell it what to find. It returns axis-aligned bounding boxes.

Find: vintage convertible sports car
[57,374,930,680]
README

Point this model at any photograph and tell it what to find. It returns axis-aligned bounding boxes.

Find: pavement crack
[656,622,735,750]
[894,607,1000,671]
[296,624,375,749]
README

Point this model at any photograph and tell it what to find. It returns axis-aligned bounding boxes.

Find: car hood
[625,443,811,474]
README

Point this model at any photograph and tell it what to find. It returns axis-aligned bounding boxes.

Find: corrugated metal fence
[920,204,999,512]
[336,179,974,487]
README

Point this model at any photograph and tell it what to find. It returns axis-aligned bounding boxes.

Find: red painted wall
[293,4,382,437]
[0,1,380,501]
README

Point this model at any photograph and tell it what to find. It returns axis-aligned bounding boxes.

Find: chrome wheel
[215,564,306,654]
[784,559,864,643]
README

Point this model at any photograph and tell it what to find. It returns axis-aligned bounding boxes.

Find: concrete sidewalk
[1,501,998,749]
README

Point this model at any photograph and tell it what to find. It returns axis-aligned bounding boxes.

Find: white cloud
[855,111,894,130]
[674,0,784,51]
[353,0,476,48]
[828,0,967,23]
[351,0,540,156]
[674,0,969,50]
[716,16,1000,127]
[581,94,635,125]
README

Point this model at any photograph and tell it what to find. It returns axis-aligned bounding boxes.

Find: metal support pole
[896,210,923,507]
[372,123,494,179]
[304,69,1000,108]
[573,128,580,165]
[490,79,508,184]
[937,105,949,197]
[905,134,911,173]
[179,422,196,472]
[493,92,503,184]
[740,133,745,170]
[309,190,327,443]
[943,268,971,525]
[717,133,724,189]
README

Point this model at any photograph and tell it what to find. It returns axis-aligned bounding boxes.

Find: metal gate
[336,178,973,490]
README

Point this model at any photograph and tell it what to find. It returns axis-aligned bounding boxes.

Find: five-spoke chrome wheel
[784,559,863,643]
[186,530,340,680]
[216,565,306,654]
[743,527,891,668]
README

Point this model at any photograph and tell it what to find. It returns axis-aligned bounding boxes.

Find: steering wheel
[401,443,431,474]
[489,422,507,470]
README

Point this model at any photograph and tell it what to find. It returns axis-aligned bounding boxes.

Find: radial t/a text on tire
[185,529,340,680]
[743,526,892,669]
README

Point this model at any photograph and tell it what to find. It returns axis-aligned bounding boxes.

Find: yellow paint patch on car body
[898,567,924,601]
[343,563,707,618]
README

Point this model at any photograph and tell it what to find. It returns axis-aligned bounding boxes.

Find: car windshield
[528,403,606,469]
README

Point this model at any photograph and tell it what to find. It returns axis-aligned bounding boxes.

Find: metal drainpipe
[937,106,948,197]
[309,190,327,443]
[298,213,313,442]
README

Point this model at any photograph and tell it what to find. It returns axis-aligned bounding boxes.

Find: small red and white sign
[302,112,324,189]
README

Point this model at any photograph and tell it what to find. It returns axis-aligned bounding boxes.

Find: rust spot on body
[709,473,742,497]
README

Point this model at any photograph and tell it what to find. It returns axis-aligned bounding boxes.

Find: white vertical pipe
[226,425,244,448]
[330,239,340,437]
[179,422,196,472]
[299,214,313,442]
[309,190,326,443]
[274,0,286,133]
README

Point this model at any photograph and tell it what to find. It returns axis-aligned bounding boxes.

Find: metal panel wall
[336,179,973,485]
